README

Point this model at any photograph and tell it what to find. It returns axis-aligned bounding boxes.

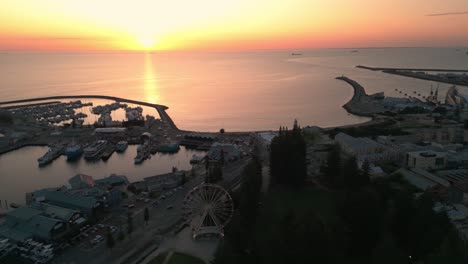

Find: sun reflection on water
[143,52,160,104]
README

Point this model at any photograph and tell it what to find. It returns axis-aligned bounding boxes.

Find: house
[406,151,446,170]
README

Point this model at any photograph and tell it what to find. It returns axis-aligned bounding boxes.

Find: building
[436,170,468,204]
[42,191,100,216]
[335,133,398,163]
[416,125,464,144]
[395,168,449,191]
[257,131,277,148]
[207,143,241,163]
[69,174,95,189]
[406,151,446,170]
[95,174,129,187]
[143,169,185,195]
[30,202,85,227]
[0,207,67,242]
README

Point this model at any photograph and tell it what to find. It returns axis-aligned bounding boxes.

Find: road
[52,157,251,264]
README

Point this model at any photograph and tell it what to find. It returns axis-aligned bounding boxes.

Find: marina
[0,145,205,204]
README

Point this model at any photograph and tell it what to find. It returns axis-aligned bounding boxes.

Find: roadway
[52,157,251,264]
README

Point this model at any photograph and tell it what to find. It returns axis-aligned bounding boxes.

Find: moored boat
[101,144,116,161]
[156,143,180,153]
[38,146,63,167]
[65,144,83,161]
[84,140,107,161]
[116,141,128,153]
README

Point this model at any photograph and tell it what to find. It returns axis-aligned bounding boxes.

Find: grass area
[169,252,205,264]
[147,252,205,264]
[147,251,167,264]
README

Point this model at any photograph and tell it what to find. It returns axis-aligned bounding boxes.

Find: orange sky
[1,0,467,51]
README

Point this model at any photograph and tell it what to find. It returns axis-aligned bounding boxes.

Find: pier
[356,65,468,72]
[336,76,385,116]
[356,65,468,87]
[0,95,179,130]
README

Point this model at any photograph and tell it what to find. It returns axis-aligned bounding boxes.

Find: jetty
[0,95,179,130]
[356,65,468,72]
[336,76,386,117]
[356,65,468,87]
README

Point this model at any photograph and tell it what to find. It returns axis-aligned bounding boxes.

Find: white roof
[396,168,437,191]
[258,132,277,144]
[94,127,126,133]
[335,133,382,151]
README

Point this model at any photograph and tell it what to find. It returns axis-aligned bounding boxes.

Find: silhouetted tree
[270,120,306,188]
[106,230,115,249]
[322,144,342,188]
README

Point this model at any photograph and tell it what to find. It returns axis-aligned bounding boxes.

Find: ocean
[2,47,467,131]
[1,47,468,204]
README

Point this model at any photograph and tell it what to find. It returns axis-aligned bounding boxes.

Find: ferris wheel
[182,183,234,239]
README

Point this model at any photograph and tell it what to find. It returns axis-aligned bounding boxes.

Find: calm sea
[1,47,468,205]
[2,48,467,131]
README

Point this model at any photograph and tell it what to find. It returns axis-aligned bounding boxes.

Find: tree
[106,230,115,249]
[144,207,149,225]
[269,120,307,188]
[323,144,342,188]
[220,128,225,134]
[362,159,370,180]
[117,229,125,241]
[127,212,133,236]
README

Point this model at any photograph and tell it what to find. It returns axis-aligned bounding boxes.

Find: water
[2,48,466,131]
[0,146,204,204]
[1,47,468,204]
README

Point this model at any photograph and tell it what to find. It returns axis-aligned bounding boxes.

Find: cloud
[426,11,468,17]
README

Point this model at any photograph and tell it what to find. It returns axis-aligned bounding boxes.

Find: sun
[137,35,156,50]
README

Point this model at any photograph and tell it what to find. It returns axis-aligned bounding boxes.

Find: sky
[0,0,467,51]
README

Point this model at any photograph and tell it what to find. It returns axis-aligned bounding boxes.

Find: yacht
[116,141,128,153]
[38,146,62,167]
[83,140,107,161]
[65,144,82,161]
